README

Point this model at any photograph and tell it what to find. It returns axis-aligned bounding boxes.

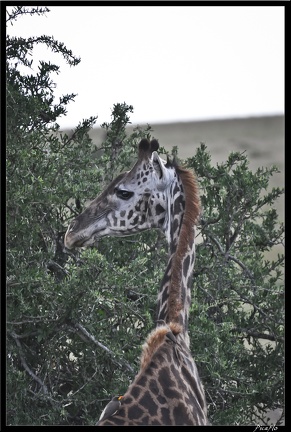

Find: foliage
[6,7,284,427]
[186,147,284,425]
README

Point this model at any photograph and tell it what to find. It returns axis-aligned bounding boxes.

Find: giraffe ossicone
[64,139,209,425]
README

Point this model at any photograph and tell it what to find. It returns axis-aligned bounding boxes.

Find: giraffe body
[97,325,207,426]
[65,139,208,425]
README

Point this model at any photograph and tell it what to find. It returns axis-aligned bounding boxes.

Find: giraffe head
[64,139,176,249]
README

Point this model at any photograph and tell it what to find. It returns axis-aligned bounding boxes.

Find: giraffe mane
[140,322,182,370]
[168,164,201,324]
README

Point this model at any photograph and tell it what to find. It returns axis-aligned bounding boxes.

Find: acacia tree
[6,6,284,426]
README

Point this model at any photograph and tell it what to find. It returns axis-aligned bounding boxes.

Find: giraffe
[64,139,209,425]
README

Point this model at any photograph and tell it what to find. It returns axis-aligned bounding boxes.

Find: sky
[6,5,285,130]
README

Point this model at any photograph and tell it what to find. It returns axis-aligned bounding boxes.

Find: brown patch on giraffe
[168,165,201,324]
[140,322,182,370]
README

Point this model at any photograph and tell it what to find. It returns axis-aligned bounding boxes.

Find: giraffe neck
[156,165,200,346]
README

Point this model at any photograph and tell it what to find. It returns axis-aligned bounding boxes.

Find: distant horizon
[61,112,284,131]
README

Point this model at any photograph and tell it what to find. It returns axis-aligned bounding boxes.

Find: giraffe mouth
[65,230,105,249]
[78,233,103,248]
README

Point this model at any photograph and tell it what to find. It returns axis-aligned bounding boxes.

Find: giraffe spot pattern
[161,406,171,424]
[149,378,160,396]
[183,255,191,279]
[97,333,207,426]
[131,216,139,225]
[156,393,167,404]
[156,203,165,215]
[140,391,158,415]
[128,405,144,419]
[131,386,141,399]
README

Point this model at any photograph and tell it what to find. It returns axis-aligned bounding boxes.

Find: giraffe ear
[152,151,170,182]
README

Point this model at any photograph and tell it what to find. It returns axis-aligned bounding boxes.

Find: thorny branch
[231,328,284,343]
[206,232,255,280]
[10,331,48,394]
[9,319,136,389]
[70,322,135,375]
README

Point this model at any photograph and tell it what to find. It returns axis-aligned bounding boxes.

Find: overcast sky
[6,5,285,129]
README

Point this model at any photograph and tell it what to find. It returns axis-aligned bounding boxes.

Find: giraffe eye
[115,189,134,200]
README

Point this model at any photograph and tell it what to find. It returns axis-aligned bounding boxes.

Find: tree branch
[71,322,135,375]
[10,331,48,394]
[207,232,254,280]
[231,328,284,343]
